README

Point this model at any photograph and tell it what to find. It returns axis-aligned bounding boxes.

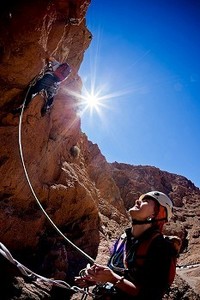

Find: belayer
[75,191,181,300]
[13,57,72,116]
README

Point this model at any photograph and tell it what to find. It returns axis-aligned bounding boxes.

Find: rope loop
[0,241,94,296]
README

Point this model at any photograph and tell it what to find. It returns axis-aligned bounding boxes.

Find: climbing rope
[0,242,94,297]
[1,240,199,294]
[18,74,95,264]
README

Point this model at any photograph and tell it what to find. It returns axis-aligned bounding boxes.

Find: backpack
[53,63,71,81]
[134,232,182,287]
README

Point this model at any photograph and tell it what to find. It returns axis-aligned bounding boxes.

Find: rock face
[0,1,99,298]
[0,1,200,299]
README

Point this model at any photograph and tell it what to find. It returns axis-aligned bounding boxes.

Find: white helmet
[139,191,173,221]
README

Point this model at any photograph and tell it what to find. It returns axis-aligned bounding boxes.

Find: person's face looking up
[129,197,156,221]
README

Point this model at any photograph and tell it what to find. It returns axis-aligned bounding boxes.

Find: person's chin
[129,209,140,218]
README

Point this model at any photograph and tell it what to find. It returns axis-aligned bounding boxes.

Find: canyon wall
[0,1,199,299]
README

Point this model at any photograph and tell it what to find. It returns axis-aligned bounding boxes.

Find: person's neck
[131,223,152,238]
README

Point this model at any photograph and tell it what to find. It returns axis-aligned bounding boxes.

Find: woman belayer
[75,190,181,299]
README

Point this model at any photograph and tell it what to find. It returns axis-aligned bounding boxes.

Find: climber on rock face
[12,57,72,116]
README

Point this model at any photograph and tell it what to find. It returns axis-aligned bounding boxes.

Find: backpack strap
[163,235,182,286]
[163,235,182,256]
[134,231,161,267]
[115,232,126,252]
[135,232,181,287]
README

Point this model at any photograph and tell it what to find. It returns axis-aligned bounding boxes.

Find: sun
[86,93,100,109]
[64,58,133,119]
[64,79,131,120]
[79,85,111,117]
[82,88,108,113]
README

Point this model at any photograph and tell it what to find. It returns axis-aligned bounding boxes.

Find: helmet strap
[131,217,167,225]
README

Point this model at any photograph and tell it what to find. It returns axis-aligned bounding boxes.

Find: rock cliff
[0,1,199,299]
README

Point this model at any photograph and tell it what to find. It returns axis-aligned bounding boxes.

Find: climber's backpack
[53,63,71,82]
[134,232,182,286]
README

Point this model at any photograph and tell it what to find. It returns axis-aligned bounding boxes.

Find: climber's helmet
[139,191,173,221]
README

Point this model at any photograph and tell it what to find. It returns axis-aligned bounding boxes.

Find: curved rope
[18,79,95,265]
[0,242,94,297]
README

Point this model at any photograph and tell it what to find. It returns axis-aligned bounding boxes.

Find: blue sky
[79,0,200,188]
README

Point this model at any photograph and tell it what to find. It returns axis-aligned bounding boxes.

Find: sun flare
[87,93,100,108]
[64,80,131,120]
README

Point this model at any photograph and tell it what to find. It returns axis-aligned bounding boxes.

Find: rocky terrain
[0,0,200,299]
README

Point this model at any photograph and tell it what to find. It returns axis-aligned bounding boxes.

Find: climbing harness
[92,283,117,299]
[29,67,46,87]
[0,242,94,298]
